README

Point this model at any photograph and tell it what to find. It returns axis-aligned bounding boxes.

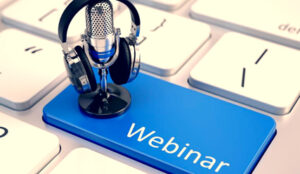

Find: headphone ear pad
[74,46,98,92]
[109,38,132,85]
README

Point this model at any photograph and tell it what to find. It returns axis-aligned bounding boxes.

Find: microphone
[85,0,115,64]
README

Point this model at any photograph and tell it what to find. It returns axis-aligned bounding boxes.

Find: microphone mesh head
[85,0,114,39]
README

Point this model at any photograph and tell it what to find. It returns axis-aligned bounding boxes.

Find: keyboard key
[190,0,300,49]
[2,0,119,41]
[133,0,188,11]
[116,5,210,76]
[189,32,300,115]
[0,0,14,9]
[44,73,276,174]
[0,112,60,173]
[50,148,146,174]
[0,29,66,110]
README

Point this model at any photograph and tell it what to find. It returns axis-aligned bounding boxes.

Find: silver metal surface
[127,39,140,83]
[64,52,92,93]
[129,23,140,42]
[85,0,113,38]
[86,0,114,52]
[83,28,121,69]
[61,42,70,54]
[100,68,108,93]
[86,32,115,53]
[65,49,79,62]
[79,75,91,92]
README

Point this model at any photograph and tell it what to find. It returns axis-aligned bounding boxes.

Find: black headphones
[58,0,141,94]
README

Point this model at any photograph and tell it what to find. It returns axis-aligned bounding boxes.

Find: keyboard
[0,0,299,173]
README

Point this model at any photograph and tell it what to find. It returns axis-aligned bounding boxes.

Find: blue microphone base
[78,84,131,118]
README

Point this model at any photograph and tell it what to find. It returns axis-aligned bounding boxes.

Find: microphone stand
[78,30,131,118]
[99,68,108,96]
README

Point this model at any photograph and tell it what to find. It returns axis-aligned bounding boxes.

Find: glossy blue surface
[43,73,276,174]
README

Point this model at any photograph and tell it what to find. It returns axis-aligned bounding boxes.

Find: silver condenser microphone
[75,0,137,117]
[85,0,116,63]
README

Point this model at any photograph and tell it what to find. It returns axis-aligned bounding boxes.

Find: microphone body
[85,0,115,63]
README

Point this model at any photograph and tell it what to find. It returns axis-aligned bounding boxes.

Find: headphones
[58,0,141,94]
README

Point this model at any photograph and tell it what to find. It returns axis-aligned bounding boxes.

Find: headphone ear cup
[74,46,98,92]
[109,38,132,85]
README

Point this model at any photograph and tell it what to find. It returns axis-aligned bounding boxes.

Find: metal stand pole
[79,68,132,118]
[99,68,108,95]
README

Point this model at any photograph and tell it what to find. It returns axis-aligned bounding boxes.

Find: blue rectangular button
[43,73,276,174]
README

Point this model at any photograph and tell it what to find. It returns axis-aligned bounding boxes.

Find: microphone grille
[85,0,114,38]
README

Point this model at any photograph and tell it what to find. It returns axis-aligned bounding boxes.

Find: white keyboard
[0,0,300,173]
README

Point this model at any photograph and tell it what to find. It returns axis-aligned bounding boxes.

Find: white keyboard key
[190,0,300,49]
[0,112,60,173]
[51,148,146,174]
[133,0,188,11]
[116,5,210,76]
[0,0,14,9]
[0,29,66,110]
[189,32,300,115]
[2,0,119,42]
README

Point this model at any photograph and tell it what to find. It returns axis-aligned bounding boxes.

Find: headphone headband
[58,0,140,43]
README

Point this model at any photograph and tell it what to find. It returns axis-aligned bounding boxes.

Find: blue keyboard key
[43,73,276,174]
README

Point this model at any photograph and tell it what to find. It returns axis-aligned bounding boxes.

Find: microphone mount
[82,28,120,70]
[78,28,131,118]
[83,28,120,94]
